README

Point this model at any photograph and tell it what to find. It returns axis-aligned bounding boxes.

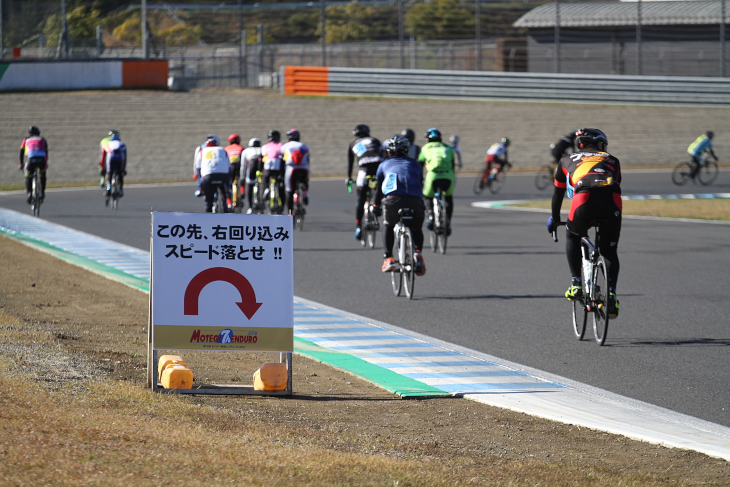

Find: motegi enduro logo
[189,328,258,344]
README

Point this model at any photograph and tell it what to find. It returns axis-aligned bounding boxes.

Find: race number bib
[382,173,398,195]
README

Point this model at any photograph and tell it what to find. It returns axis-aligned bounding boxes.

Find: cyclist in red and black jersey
[547,128,622,318]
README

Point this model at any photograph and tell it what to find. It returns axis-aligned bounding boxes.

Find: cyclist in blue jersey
[687,131,718,179]
[372,135,426,276]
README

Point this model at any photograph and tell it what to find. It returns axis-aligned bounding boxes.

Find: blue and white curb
[1,207,729,461]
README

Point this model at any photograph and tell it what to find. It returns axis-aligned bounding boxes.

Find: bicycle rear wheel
[111,174,120,210]
[437,198,447,254]
[697,161,719,185]
[572,298,587,340]
[591,257,610,346]
[671,162,692,186]
[534,165,553,191]
[489,171,506,194]
[31,174,41,217]
[472,172,487,195]
[391,231,403,296]
[401,229,415,300]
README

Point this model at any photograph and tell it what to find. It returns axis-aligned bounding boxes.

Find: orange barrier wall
[122,60,169,88]
[283,66,329,95]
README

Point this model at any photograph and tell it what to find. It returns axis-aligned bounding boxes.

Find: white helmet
[206,134,220,146]
[248,138,261,148]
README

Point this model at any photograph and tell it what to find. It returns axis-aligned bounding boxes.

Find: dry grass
[512,198,730,221]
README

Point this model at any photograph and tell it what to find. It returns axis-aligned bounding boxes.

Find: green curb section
[294,336,451,398]
[0,228,150,293]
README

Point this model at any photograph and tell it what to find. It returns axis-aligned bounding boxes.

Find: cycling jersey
[101,139,127,174]
[20,136,48,163]
[348,136,382,177]
[554,150,621,200]
[551,134,575,161]
[225,143,244,165]
[261,141,283,171]
[195,146,230,177]
[281,140,310,169]
[486,141,508,159]
[241,147,263,184]
[374,155,423,200]
[688,134,713,157]
[419,141,456,198]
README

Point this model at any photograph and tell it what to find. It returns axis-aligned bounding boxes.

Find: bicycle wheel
[472,172,487,195]
[534,165,553,191]
[295,209,304,231]
[111,174,120,210]
[697,161,719,185]
[572,298,587,340]
[252,184,262,213]
[401,229,415,300]
[391,229,403,296]
[366,222,377,249]
[489,171,506,194]
[437,198,447,254]
[591,257,610,346]
[671,162,692,186]
[31,174,41,217]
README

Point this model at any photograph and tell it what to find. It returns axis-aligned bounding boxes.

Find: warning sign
[151,212,293,352]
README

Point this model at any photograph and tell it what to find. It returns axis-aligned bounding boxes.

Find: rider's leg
[24,163,33,203]
[564,193,590,297]
[200,175,214,213]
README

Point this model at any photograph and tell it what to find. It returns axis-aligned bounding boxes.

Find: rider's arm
[19,139,25,167]
[551,163,567,222]
[709,147,718,160]
[372,169,385,207]
[347,144,355,180]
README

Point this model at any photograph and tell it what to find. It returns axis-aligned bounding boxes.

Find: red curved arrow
[184,267,262,319]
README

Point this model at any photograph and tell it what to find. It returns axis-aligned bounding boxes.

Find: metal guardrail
[318,68,730,106]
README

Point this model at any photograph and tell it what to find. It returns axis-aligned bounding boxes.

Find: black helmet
[576,128,608,149]
[385,135,410,157]
[401,128,415,144]
[501,137,511,146]
[28,126,40,136]
[425,128,441,143]
[706,130,715,139]
[286,128,300,142]
[267,130,280,142]
[353,124,370,137]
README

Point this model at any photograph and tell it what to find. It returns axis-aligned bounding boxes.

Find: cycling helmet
[707,130,715,139]
[228,134,241,145]
[205,134,220,147]
[449,135,459,145]
[576,128,608,150]
[501,137,511,146]
[110,133,120,141]
[28,126,40,136]
[385,135,410,157]
[425,128,442,143]
[267,130,280,142]
[401,128,415,144]
[353,124,370,138]
[248,137,261,148]
[108,129,120,138]
[286,128,300,142]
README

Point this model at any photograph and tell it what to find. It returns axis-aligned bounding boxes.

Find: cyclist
[550,131,577,165]
[100,130,127,198]
[242,137,263,214]
[193,134,216,197]
[281,128,310,214]
[98,129,116,188]
[372,135,426,276]
[401,128,421,160]
[225,134,245,208]
[484,137,511,180]
[687,131,718,179]
[448,135,463,170]
[347,124,382,240]
[193,135,231,213]
[419,128,456,236]
[262,129,284,214]
[19,125,49,204]
[547,128,622,318]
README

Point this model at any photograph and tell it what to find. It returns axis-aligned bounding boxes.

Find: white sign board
[151,212,293,352]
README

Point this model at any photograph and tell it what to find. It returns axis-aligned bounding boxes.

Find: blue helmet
[425,128,442,143]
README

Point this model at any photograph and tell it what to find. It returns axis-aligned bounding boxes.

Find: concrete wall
[0,89,727,186]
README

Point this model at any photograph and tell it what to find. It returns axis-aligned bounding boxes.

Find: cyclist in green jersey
[418,128,456,236]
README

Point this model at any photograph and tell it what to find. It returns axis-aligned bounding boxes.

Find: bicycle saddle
[398,208,414,220]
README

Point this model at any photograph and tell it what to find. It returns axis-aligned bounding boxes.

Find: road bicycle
[292,182,307,231]
[391,208,417,300]
[672,152,719,186]
[210,180,229,214]
[360,175,380,249]
[104,171,122,210]
[266,174,284,215]
[534,162,557,191]
[473,163,510,195]
[30,169,42,217]
[250,171,266,214]
[429,188,448,254]
[552,222,611,346]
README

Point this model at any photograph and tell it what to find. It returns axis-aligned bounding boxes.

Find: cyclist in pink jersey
[261,130,285,214]
[19,126,49,204]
